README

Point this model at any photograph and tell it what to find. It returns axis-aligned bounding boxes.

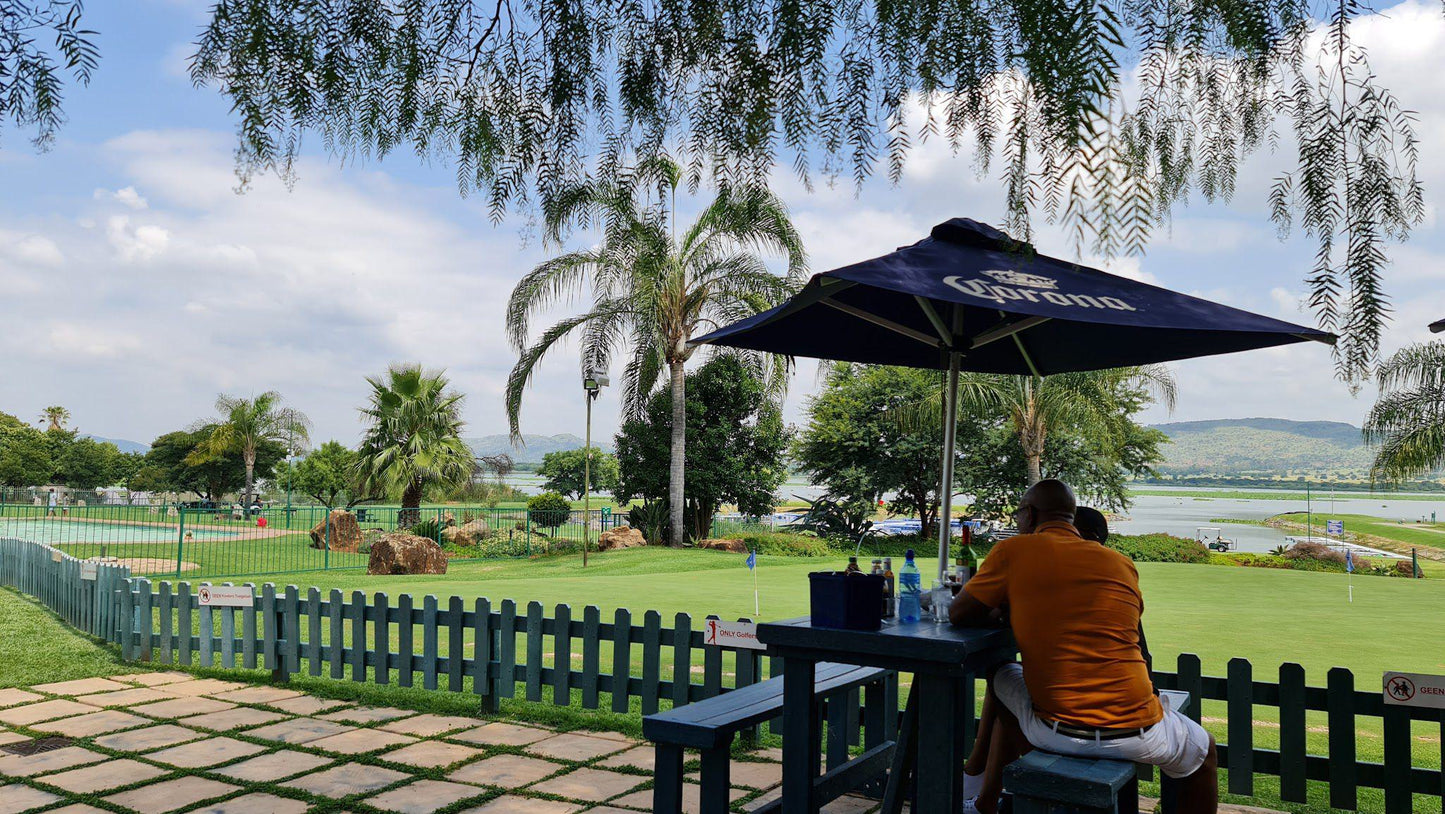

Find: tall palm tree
[39,406,70,431]
[1364,342,1445,482]
[505,159,806,546]
[191,392,311,509]
[357,364,474,527]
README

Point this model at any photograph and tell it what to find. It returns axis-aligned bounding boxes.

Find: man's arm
[949,589,1004,627]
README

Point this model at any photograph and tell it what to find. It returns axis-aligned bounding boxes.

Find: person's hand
[987,606,1010,628]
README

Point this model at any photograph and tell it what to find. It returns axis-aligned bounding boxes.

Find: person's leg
[964,683,997,776]
[1172,734,1218,814]
[973,700,1031,814]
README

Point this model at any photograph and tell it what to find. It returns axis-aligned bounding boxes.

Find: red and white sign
[197,586,254,608]
[703,620,765,650]
[1384,671,1445,709]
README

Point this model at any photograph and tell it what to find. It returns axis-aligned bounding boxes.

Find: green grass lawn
[0,587,132,688]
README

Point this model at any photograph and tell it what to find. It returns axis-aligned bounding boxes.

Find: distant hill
[465,433,612,463]
[83,435,149,454]
[1148,418,1374,478]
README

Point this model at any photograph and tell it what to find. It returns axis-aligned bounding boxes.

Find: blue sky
[3,0,1444,448]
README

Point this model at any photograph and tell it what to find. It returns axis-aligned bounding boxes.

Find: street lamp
[582,371,609,567]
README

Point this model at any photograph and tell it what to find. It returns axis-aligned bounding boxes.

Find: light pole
[582,371,609,567]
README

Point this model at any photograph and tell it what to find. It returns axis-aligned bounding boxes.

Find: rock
[442,518,492,547]
[597,525,646,551]
[366,533,448,575]
[309,509,363,553]
[696,538,748,553]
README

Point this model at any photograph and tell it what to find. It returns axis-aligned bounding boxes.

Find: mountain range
[465,433,612,463]
[1146,417,1373,478]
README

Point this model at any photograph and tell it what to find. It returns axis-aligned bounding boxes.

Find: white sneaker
[962,796,982,814]
[962,771,984,800]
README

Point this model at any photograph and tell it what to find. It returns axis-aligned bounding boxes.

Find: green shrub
[408,517,443,541]
[1105,533,1210,563]
[627,501,668,545]
[728,531,837,558]
[527,492,572,530]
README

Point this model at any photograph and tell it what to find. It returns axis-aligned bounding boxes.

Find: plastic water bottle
[898,549,921,622]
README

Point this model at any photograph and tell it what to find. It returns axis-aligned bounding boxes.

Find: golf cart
[1196,527,1235,552]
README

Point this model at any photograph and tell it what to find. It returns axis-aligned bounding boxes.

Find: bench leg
[782,657,821,813]
[654,744,685,814]
[826,692,849,771]
[700,737,733,814]
[880,685,919,814]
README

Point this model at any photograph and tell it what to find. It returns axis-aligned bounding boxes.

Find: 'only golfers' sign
[703,620,764,650]
[197,586,253,608]
[1384,671,1445,709]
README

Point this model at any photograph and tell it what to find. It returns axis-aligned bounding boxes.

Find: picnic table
[757,616,1015,813]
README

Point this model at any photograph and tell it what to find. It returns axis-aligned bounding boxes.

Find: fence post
[1383,701,1413,814]
[1227,658,1253,796]
[176,509,186,579]
[526,511,532,555]
[324,509,331,571]
[1278,663,1307,803]
[1327,667,1357,810]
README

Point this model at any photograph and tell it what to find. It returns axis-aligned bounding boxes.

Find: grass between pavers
[0,588,133,688]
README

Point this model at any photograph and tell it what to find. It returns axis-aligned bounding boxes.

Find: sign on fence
[197,585,253,608]
[1327,519,1344,536]
[79,561,97,581]
[703,619,764,650]
[1384,670,1445,708]
[50,549,62,563]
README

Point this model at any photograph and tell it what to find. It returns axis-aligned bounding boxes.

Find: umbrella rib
[969,316,1051,350]
[821,298,943,348]
[913,296,953,345]
[1011,332,1044,378]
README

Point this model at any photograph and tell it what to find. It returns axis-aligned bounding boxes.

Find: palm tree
[1364,342,1445,482]
[356,364,474,527]
[192,392,311,509]
[505,159,806,546]
[39,406,70,432]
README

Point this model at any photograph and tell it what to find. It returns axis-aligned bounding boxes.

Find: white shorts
[992,663,1212,778]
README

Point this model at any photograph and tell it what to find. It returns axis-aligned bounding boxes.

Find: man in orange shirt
[950,479,1217,813]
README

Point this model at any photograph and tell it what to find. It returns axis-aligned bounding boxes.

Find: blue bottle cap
[905,548,914,560]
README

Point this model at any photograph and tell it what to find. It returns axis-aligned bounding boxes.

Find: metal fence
[0,503,616,579]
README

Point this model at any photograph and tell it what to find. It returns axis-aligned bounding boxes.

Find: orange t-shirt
[965,521,1162,729]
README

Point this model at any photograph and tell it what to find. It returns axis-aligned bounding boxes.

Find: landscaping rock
[696,538,748,553]
[309,510,363,553]
[597,525,646,551]
[367,533,448,575]
[442,518,492,547]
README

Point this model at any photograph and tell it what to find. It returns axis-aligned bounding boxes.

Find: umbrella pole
[936,352,961,582]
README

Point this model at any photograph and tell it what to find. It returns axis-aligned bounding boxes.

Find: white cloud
[105,215,171,262]
[94,186,149,209]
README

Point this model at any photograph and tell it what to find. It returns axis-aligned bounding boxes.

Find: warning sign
[79,562,98,581]
[703,619,765,650]
[1384,671,1445,708]
[197,585,254,608]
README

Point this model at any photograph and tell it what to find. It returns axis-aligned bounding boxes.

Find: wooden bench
[643,662,896,814]
[1003,751,1139,814]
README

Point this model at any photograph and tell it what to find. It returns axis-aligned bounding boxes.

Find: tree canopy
[0,1,99,150]
[536,448,620,500]
[1364,341,1445,484]
[278,440,367,507]
[140,427,286,500]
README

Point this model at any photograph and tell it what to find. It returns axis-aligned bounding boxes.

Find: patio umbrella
[691,218,1335,580]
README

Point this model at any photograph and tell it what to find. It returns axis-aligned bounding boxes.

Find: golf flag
[746,549,757,570]
[1346,550,1354,573]
[746,548,759,615]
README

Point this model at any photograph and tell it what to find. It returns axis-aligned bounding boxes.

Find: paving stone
[449,754,564,788]
[0,699,99,726]
[264,695,352,716]
[460,797,580,814]
[178,707,289,732]
[93,724,204,752]
[584,808,641,814]
[306,728,417,755]
[687,760,781,789]
[611,782,747,813]
[370,779,485,813]
[451,722,553,747]
[36,757,169,794]
[147,736,267,768]
[282,763,410,798]
[246,718,355,744]
[378,713,479,737]
[528,767,646,802]
[819,794,879,813]
[528,733,629,762]
[103,776,241,813]
[78,687,184,707]
[0,782,59,814]
[209,686,304,705]
[34,709,149,738]
[0,689,43,708]
[188,792,310,814]
[748,746,783,762]
[316,706,416,724]
[31,678,132,696]
[382,740,485,769]
[597,747,655,771]
[747,787,781,812]
[118,672,193,686]
[45,806,111,814]
[212,750,332,783]
[161,678,250,697]
[0,732,28,747]
[0,746,106,778]
[130,697,237,719]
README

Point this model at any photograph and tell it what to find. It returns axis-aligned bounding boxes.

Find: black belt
[1045,719,1154,741]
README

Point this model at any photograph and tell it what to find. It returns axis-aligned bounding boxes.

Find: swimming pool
[0,518,238,545]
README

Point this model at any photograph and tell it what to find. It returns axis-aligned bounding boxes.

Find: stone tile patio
[0,669,1285,814]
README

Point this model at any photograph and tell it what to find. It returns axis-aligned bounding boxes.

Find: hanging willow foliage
[0,1,100,150]
[188,0,1424,381]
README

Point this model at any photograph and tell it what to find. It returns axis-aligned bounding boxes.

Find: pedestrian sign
[1327,519,1344,536]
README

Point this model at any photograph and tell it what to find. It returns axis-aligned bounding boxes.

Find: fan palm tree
[38,406,70,432]
[1364,342,1445,482]
[505,158,806,546]
[357,364,474,527]
[191,392,311,509]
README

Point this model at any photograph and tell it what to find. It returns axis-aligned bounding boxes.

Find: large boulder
[442,518,493,547]
[310,509,363,553]
[696,538,748,553]
[367,533,448,575]
[597,525,646,551]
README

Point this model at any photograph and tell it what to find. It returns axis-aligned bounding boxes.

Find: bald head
[1016,479,1076,533]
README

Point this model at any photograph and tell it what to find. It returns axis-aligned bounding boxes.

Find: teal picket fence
[3,534,1443,812]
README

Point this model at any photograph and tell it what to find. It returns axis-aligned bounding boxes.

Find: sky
[3,1,1445,451]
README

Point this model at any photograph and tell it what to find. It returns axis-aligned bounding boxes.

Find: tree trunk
[668,359,686,547]
[399,478,424,528]
[243,448,256,514]
[1022,426,1046,485]
[1025,453,1042,486]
